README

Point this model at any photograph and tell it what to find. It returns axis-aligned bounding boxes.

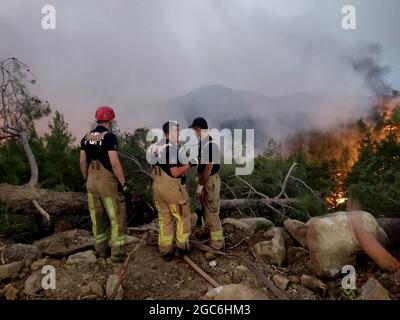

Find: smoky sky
[0,0,399,140]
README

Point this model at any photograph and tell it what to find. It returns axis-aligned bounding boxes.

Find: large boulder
[202,284,269,300]
[0,261,25,283]
[222,217,273,235]
[33,229,94,257]
[307,211,385,279]
[283,219,308,249]
[2,244,41,264]
[254,227,286,266]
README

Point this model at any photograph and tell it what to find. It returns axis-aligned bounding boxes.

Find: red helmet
[95,106,115,121]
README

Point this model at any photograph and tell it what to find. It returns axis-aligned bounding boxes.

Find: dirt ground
[6,225,400,300]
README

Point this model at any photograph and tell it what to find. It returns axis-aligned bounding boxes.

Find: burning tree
[0,57,51,187]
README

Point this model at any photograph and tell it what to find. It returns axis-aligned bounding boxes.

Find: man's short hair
[162,121,179,134]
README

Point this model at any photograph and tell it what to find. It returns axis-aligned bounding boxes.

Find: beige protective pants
[203,174,224,249]
[86,160,127,256]
[152,167,191,254]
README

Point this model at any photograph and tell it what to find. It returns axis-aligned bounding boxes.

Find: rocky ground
[0,214,399,300]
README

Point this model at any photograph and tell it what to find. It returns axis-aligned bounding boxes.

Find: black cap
[162,121,179,134]
[189,117,208,129]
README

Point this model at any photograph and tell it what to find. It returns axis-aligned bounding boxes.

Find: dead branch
[276,162,298,199]
[183,255,221,288]
[32,200,51,221]
[108,233,149,300]
[119,153,152,179]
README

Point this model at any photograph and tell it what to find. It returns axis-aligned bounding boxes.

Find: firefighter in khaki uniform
[152,121,193,261]
[79,106,128,263]
[190,117,224,250]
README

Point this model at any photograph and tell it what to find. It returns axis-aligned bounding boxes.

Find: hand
[196,189,205,206]
[118,183,129,196]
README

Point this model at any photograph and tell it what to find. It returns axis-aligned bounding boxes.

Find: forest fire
[287,95,400,209]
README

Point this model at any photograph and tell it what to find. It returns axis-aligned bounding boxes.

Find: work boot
[110,245,126,263]
[161,252,174,262]
[175,248,190,259]
[110,252,127,263]
[95,241,109,258]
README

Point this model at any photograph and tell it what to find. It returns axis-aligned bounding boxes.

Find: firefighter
[79,106,128,263]
[190,117,224,251]
[152,121,192,261]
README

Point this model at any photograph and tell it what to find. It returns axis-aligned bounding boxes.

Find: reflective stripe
[210,230,224,241]
[104,197,118,243]
[113,235,127,246]
[94,233,108,244]
[170,204,189,245]
[88,192,103,243]
[155,200,173,246]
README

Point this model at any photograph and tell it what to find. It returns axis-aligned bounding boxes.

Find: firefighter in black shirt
[152,121,192,261]
[80,106,128,263]
[190,117,224,250]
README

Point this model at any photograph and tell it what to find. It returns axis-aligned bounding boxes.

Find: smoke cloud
[0,0,398,144]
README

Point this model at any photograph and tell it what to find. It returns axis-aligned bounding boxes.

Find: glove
[118,183,129,196]
[196,185,204,206]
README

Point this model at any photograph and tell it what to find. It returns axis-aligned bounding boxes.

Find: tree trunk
[19,131,39,187]
[0,184,299,216]
[220,198,298,210]
[0,184,87,216]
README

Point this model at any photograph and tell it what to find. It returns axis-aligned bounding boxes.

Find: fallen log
[0,183,299,216]
[0,184,87,216]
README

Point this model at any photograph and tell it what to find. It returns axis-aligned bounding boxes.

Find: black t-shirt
[155,139,186,184]
[80,126,118,172]
[198,136,220,176]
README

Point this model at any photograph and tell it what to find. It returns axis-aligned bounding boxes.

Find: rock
[377,218,400,246]
[0,260,25,283]
[306,211,383,279]
[286,247,306,265]
[24,270,44,295]
[272,274,289,290]
[31,258,49,271]
[360,277,391,300]
[223,217,273,235]
[300,275,328,291]
[106,275,124,300]
[205,252,217,261]
[24,259,34,269]
[288,275,299,284]
[80,284,91,295]
[4,284,19,300]
[33,229,94,257]
[67,250,97,264]
[89,281,104,297]
[254,227,286,266]
[202,284,269,300]
[2,244,40,264]
[284,219,308,248]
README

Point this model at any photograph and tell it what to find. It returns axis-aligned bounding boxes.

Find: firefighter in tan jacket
[79,106,128,263]
[190,117,224,250]
[152,121,193,261]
